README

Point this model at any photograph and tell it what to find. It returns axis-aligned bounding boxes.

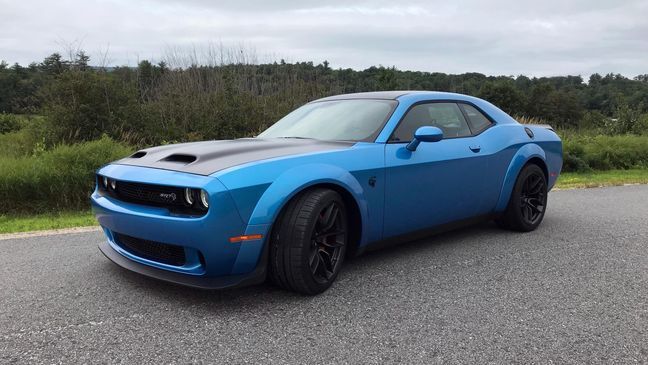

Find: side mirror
[406,126,443,151]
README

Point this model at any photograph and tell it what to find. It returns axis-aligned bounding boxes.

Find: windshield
[257,99,397,142]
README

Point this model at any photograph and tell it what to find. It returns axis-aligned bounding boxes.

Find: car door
[457,103,502,214]
[382,102,491,238]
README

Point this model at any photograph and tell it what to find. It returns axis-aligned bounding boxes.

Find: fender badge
[368,176,377,187]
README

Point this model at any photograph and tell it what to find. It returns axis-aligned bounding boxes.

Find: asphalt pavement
[1,185,647,364]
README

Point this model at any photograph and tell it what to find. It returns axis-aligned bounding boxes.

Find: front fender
[247,163,370,242]
[495,143,546,212]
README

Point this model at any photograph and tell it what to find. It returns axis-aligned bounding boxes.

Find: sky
[1,0,647,77]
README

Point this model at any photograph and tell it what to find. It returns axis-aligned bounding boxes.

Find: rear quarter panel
[492,125,562,212]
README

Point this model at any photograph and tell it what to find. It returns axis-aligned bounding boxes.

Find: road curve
[1,185,647,364]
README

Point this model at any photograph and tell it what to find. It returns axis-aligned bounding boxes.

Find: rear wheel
[269,188,347,295]
[496,164,548,232]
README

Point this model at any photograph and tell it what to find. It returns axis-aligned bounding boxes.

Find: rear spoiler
[525,124,554,131]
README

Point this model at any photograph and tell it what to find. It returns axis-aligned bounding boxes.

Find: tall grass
[0,129,42,158]
[0,136,132,213]
[562,134,648,172]
[513,115,547,125]
[514,114,648,172]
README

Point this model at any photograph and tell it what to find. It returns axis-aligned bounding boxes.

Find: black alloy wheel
[520,171,546,225]
[496,164,548,232]
[309,201,346,284]
[269,188,348,295]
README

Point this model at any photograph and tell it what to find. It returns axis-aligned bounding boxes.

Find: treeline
[1,50,648,214]
[1,51,648,147]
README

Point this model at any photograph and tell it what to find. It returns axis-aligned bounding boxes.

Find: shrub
[635,114,648,135]
[562,139,591,172]
[0,129,41,158]
[39,70,141,145]
[582,135,648,170]
[561,134,648,172]
[0,113,22,134]
[0,115,47,158]
[0,136,132,214]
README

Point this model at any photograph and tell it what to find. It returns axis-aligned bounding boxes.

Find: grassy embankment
[0,211,96,234]
[1,114,648,234]
[2,170,648,235]
[556,169,648,189]
[0,115,131,234]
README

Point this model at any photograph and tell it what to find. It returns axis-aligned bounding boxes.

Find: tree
[635,74,648,83]
[526,83,557,121]
[376,66,398,91]
[41,53,65,75]
[39,69,139,143]
[137,60,154,98]
[478,80,525,115]
[157,61,168,74]
[4,47,648,140]
[75,51,90,71]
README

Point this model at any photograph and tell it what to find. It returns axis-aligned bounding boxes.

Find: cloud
[293,6,429,16]
[0,0,646,77]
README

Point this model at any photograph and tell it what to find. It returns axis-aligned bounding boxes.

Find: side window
[390,103,471,142]
[460,104,492,134]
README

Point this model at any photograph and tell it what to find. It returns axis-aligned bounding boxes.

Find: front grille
[97,177,207,216]
[114,232,186,266]
[115,181,186,207]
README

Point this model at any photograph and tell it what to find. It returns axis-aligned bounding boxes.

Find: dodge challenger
[91,91,563,295]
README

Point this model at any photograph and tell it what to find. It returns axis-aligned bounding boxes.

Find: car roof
[314,91,426,101]
[313,90,475,102]
[312,90,519,129]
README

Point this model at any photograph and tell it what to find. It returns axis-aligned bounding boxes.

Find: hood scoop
[161,154,197,164]
[130,151,147,158]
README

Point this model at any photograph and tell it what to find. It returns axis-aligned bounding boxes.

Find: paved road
[1,185,647,364]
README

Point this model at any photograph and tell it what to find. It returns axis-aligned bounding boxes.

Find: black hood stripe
[114,138,355,175]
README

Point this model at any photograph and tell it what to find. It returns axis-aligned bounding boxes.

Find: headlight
[200,189,209,208]
[184,188,194,205]
[102,176,108,188]
[109,179,117,190]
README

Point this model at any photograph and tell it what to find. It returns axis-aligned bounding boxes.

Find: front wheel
[496,164,548,232]
[269,188,347,295]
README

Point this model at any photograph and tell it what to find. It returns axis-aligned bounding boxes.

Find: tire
[269,188,348,295]
[496,164,548,232]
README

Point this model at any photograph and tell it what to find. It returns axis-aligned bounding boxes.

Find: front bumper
[92,164,270,289]
[99,238,267,289]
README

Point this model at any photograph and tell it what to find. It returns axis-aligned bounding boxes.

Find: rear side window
[390,103,471,142]
[460,104,492,134]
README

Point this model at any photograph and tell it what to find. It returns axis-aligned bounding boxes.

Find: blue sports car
[92,91,562,295]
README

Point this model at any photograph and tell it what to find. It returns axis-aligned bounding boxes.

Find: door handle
[469,145,481,153]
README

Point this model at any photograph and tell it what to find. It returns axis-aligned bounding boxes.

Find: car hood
[113,138,355,176]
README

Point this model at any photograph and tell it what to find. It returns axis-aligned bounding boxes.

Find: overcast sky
[1,0,646,77]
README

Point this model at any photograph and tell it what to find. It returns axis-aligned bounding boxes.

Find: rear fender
[495,143,546,212]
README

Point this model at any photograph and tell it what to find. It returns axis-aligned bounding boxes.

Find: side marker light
[229,234,263,243]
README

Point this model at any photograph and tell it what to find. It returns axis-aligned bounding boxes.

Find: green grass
[556,169,648,189]
[561,134,648,172]
[0,211,96,234]
[0,136,134,213]
[0,170,647,235]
